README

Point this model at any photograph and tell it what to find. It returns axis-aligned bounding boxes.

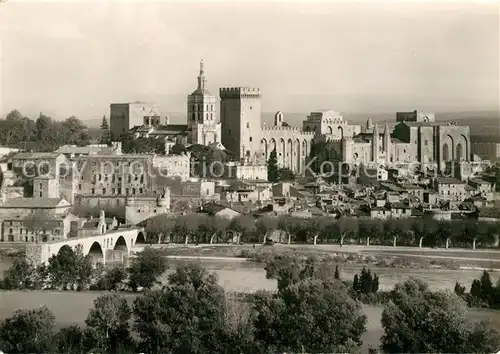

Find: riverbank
[133,244,500,270]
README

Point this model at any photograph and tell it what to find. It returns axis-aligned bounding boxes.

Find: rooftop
[12,152,62,159]
[0,197,68,209]
[55,145,115,155]
[435,177,466,185]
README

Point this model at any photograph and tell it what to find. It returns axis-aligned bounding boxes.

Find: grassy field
[1,290,498,353]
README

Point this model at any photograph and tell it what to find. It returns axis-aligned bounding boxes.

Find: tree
[94,266,128,291]
[133,264,238,353]
[359,219,383,246]
[253,279,367,353]
[85,293,134,353]
[380,278,500,353]
[62,116,90,146]
[267,148,279,183]
[1,258,35,289]
[277,215,302,244]
[469,270,495,307]
[144,213,176,244]
[335,217,358,246]
[353,267,379,296]
[265,255,336,292]
[170,142,187,155]
[277,167,295,182]
[0,306,55,353]
[47,244,93,290]
[100,115,111,144]
[255,216,279,243]
[454,281,466,297]
[229,215,256,243]
[54,324,87,353]
[334,265,340,280]
[128,247,167,291]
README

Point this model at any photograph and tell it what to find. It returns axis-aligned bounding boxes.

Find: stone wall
[26,243,43,265]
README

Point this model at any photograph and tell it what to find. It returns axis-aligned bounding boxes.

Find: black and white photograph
[0,0,499,353]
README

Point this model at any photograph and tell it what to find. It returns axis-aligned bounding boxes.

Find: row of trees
[144,213,500,249]
[2,259,499,353]
[1,246,167,292]
[0,109,100,151]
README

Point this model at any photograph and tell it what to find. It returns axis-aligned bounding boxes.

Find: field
[1,290,498,353]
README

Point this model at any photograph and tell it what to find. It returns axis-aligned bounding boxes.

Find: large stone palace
[110,61,472,175]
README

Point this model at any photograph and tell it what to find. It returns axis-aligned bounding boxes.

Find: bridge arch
[88,241,104,265]
[114,235,128,252]
[136,231,146,244]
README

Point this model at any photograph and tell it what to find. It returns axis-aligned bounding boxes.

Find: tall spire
[197,59,206,91]
[372,124,379,162]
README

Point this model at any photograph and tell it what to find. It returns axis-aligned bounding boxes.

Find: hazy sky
[0,1,499,121]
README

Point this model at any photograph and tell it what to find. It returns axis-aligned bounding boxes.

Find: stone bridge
[26,227,146,266]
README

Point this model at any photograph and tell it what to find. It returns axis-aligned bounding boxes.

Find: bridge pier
[88,253,106,267]
[105,250,128,264]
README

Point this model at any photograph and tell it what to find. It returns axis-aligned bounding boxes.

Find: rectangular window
[103,188,106,194]
[126,188,129,195]
[112,188,115,194]
[139,188,143,194]
[98,174,102,181]
[132,188,136,194]
[78,184,81,190]
[118,188,122,194]
[425,140,428,146]
[91,188,95,194]
[39,191,42,197]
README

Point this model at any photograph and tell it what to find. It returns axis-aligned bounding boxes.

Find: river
[2,256,499,292]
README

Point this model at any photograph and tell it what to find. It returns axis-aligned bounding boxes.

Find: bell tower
[187,60,220,145]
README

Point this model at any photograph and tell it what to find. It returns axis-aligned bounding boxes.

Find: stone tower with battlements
[220,87,262,161]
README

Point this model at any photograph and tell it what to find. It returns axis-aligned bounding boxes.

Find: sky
[0,1,499,122]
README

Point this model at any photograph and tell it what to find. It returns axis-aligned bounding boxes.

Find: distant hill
[263,111,500,138]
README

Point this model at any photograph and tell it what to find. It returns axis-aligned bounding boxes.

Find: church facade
[342,110,471,169]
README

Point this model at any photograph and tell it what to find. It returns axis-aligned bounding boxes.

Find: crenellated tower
[220,87,262,162]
